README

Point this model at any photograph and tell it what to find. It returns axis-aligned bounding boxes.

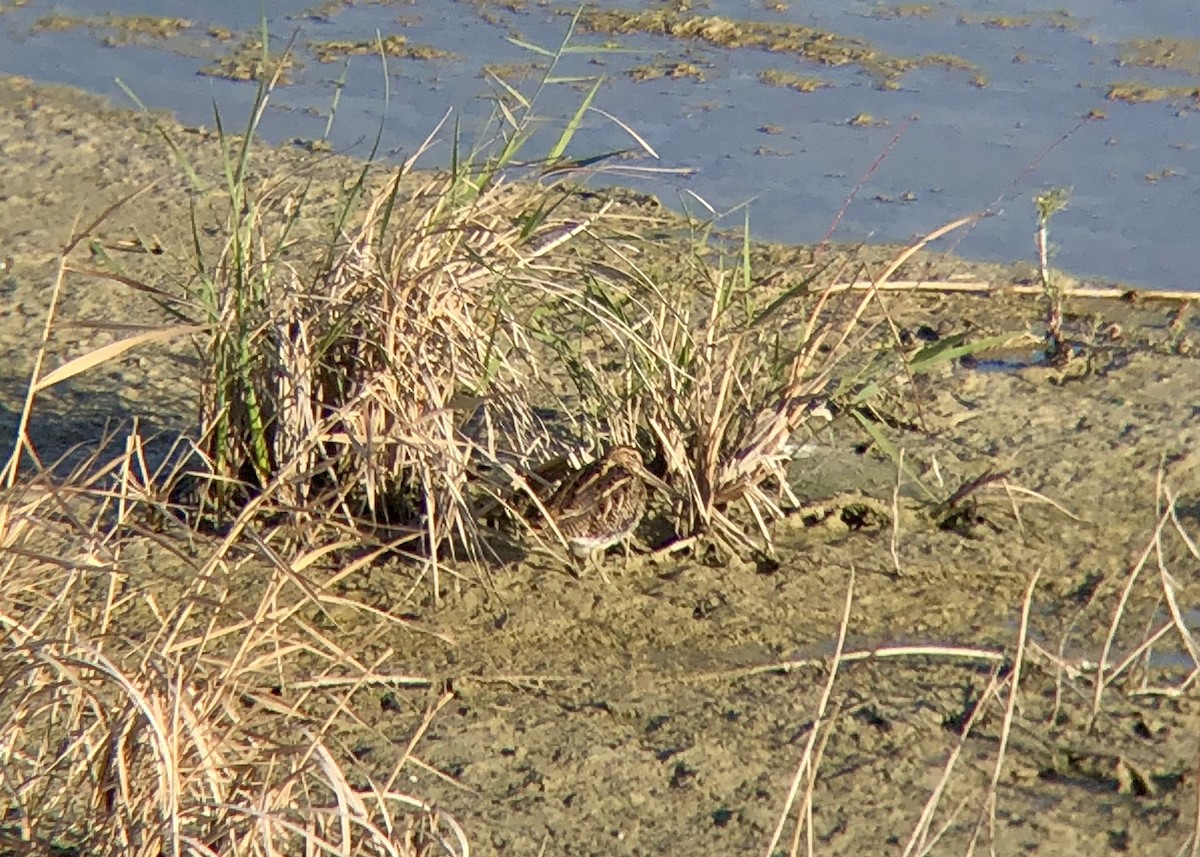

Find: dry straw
[506,209,1016,556]
[1,402,464,856]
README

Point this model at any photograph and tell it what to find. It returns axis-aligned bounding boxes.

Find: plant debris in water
[867,4,935,19]
[758,69,830,93]
[1120,37,1200,75]
[31,13,194,44]
[958,11,1076,31]
[310,34,457,63]
[1107,81,1200,104]
[630,61,706,82]
[482,61,547,83]
[576,5,974,87]
[199,37,300,83]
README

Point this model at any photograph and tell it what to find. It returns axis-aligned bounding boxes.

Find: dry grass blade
[33,325,204,393]
[0,493,465,856]
[902,668,1005,857]
[696,643,1005,682]
[1190,743,1200,857]
[1090,503,1170,723]
[972,567,1040,850]
[1163,488,1200,669]
[765,568,855,857]
[3,188,155,490]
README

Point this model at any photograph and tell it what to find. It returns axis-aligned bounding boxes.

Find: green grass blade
[504,36,556,58]
[750,260,835,328]
[484,68,531,110]
[547,75,603,163]
[852,410,938,502]
[909,331,1026,373]
[323,60,350,140]
[115,78,204,191]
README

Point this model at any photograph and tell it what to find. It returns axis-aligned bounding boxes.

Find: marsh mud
[3,78,1200,855]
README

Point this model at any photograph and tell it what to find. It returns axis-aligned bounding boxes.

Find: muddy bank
[2,75,1200,856]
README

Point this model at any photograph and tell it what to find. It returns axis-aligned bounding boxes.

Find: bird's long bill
[639,467,673,494]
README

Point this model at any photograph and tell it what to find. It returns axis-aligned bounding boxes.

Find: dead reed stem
[973,566,1040,850]
[765,568,855,857]
[1091,499,1173,725]
[901,668,1005,857]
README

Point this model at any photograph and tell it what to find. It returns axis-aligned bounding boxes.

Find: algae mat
[2,75,1200,855]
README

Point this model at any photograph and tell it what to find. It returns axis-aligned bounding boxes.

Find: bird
[535,445,664,574]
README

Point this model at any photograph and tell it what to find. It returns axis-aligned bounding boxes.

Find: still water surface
[1,0,1197,290]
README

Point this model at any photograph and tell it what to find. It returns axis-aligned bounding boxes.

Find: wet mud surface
[3,77,1200,855]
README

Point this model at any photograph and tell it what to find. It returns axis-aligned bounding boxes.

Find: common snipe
[537,445,660,571]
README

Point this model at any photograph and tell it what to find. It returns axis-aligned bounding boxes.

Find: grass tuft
[0,427,464,856]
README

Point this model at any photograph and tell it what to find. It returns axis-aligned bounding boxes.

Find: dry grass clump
[0,434,465,857]
[87,16,957,567]
[163,22,653,576]
[636,256,850,551]
[0,177,477,851]
[192,163,550,562]
[506,214,963,554]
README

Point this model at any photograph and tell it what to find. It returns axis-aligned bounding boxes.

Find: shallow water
[1,0,1198,290]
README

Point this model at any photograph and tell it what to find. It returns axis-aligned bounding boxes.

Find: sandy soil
[3,75,1200,856]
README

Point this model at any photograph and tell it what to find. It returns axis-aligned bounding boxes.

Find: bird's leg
[564,551,586,580]
[620,536,634,571]
[591,547,613,584]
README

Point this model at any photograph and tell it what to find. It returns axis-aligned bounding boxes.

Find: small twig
[382,689,457,795]
[891,448,904,576]
[1001,478,1025,537]
[985,568,1041,847]
[792,699,843,857]
[819,118,912,246]
[1190,741,1200,857]
[942,469,1010,512]
[988,481,1079,522]
[1158,488,1200,669]
[1091,503,1172,728]
[827,279,1200,302]
[700,643,1007,682]
[1129,669,1199,699]
[289,674,435,690]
